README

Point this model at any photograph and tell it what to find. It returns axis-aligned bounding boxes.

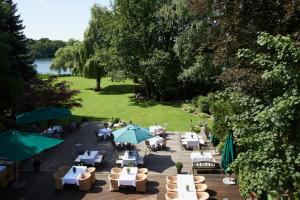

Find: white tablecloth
[177,174,197,200]
[190,152,214,163]
[118,167,138,186]
[62,166,87,185]
[149,125,164,135]
[183,132,200,147]
[147,136,164,148]
[98,128,112,139]
[120,150,139,167]
[79,150,99,165]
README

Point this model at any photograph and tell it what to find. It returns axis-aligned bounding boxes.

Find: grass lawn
[58,76,211,131]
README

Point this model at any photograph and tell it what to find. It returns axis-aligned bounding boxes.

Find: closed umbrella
[221,130,236,185]
[0,129,63,188]
[16,107,71,125]
[112,124,153,144]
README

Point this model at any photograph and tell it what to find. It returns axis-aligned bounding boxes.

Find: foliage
[28,38,67,59]
[228,33,300,199]
[0,0,36,118]
[196,96,211,114]
[16,77,81,112]
[175,161,183,169]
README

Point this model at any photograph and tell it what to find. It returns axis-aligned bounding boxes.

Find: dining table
[149,125,164,136]
[147,136,164,148]
[118,167,138,187]
[98,128,112,140]
[177,174,197,200]
[190,151,214,163]
[62,166,87,185]
[76,150,100,165]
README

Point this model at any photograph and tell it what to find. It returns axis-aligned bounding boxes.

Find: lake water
[34,59,70,74]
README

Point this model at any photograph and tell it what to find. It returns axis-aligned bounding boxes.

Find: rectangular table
[147,136,164,148]
[177,174,197,200]
[78,150,99,165]
[62,166,87,185]
[149,125,164,136]
[121,151,139,167]
[191,152,214,163]
[118,167,138,186]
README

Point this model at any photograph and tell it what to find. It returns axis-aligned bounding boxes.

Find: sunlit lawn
[59,76,211,131]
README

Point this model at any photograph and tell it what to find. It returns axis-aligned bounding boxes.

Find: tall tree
[0,0,36,119]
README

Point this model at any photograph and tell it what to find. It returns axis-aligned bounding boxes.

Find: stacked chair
[136,173,147,192]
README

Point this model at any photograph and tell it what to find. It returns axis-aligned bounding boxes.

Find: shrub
[175,162,183,169]
[196,96,211,114]
[181,103,197,113]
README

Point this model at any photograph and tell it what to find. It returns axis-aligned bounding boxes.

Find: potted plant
[33,159,41,172]
[176,162,183,174]
[126,167,131,174]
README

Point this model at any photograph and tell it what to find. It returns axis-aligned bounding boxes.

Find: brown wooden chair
[145,140,155,151]
[136,173,147,192]
[166,175,177,184]
[79,173,92,191]
[138,168,148,174]
[87,167,96,184]
[111,167,122,175]
[108,173,119,191]
[195,183,207,192]
[165,191,178,200]
[53,171,64,190]
[196,191,210,200]
[166,183,177,192]
[194,175,205,183]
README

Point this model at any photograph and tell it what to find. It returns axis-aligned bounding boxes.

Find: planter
[177,167,182,174]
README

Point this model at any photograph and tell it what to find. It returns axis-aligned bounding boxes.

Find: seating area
[165,174,209,200]
[108,167,149,192]
[53,166,97,191]
[1,121,242,200]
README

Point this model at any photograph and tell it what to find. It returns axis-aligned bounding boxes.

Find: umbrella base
[11,180,27,190]
[223,177,236,185]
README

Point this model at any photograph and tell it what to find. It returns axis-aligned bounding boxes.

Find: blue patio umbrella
[112,124,153,144]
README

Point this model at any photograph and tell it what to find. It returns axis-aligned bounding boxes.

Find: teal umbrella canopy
[16,107,71,125]
[221,130,236,173]
[0,129,63,161]
[112,124,153,144]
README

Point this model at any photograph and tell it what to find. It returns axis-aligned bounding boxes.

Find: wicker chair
[194,175,205,183]
[87,167,96,184]
[195,183,207,192]
[58,166,70,174]
[166,175,177,184]
[108,173,119,191]
[136,173,147,192]
[196,191,210,200]
[79,173,92,191]
[138,168,148,174]
[53,171,64,190]
[165,191,178,200]
[166,183,177,192]
[111,167,122,175]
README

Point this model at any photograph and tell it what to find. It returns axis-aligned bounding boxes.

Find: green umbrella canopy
[221,130,236,173]
[211,134,220,147]
[0,129,63,161]
[112,124,153,144]
[16,107,71,125]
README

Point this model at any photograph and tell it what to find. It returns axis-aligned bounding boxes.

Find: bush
[181,102,197,113]
[112,117,120,124]
[175,161,183,169]
[196,96,211,114]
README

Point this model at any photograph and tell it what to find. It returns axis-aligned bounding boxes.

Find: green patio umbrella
[0,129,64,161]
[16,107,71,125]
[221,130,236,185]
[0,129,63,189]
[211,134,220,147]
[112,124,153,144]
[221,130,236,173]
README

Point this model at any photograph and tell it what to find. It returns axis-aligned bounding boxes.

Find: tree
[81,5,113,91]
[28,38,67,59]
[0,0,36,119]
[228,33,300,199]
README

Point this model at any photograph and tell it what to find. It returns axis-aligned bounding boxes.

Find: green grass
[58,76,211,131]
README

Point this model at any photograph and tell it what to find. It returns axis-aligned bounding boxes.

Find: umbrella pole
[11,162,26,189]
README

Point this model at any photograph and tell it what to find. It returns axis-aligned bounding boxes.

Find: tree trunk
[95,77,101,91]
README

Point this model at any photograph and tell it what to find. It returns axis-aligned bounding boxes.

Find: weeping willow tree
[80,4,113,91]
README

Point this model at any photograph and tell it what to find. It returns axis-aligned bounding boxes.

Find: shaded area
[129,98,182,108]
[145,153,175,173]
[85,84,136,95]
